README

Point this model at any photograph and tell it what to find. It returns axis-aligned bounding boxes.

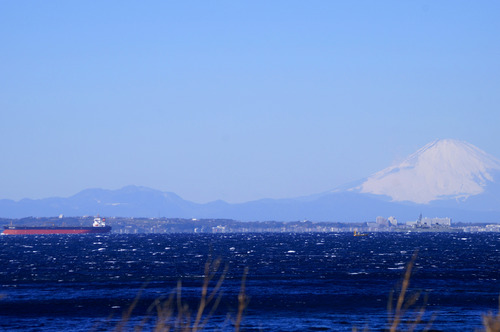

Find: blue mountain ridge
[1,185,499,222]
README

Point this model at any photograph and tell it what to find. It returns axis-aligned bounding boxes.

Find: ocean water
[0,232,499,331]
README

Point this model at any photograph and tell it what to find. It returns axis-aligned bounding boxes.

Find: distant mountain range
[2,139,500,222]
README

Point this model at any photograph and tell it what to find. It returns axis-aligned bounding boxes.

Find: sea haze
[0,232,498,331]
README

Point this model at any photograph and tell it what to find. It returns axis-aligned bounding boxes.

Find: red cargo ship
[2,217,111,235]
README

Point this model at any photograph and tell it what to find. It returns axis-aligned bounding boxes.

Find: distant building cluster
[462,224,500,232]
[365,214,453,231]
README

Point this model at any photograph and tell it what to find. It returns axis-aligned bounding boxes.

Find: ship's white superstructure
[93,216,107,227]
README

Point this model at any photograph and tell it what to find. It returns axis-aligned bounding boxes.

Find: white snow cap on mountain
[355,139,500,204]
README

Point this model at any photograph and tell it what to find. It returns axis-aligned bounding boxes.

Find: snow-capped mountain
[2,139,500,222]
[353,139,500,204]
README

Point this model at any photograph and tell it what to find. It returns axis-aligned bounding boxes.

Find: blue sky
[1,1,500,203]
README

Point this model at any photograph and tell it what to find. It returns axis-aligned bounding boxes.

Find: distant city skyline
[1,1,500,203]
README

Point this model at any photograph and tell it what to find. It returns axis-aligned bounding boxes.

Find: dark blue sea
[0,232,499,331]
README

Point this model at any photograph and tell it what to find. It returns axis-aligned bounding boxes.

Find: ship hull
[2,226,111,235]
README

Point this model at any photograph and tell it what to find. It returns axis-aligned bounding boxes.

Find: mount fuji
[352,139,500,205]
[1,139,500,222]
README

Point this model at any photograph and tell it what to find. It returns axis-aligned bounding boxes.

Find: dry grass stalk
[482,295,500,332]
[114,283,148,332]
[114,256,249,332]
[387,251,434,332]
[192,257,228,331]
[235,267,249,332]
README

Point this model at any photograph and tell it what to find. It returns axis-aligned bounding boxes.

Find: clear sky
[1,1,500,203]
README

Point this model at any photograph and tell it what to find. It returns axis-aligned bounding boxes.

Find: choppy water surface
[0,232,499,331]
